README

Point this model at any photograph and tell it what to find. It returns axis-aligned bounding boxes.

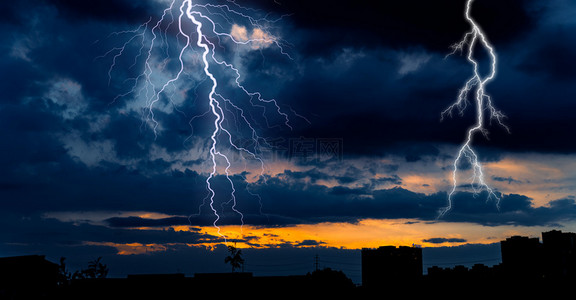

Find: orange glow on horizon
[188,219,556,250]
[100,219,549,255]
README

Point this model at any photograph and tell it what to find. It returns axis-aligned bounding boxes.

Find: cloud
[106,216,192,228]
[254,0,540,56]
[250,174,576,227]
[50,0,156,23]
[0,213,218,251]
[230,24,275,50]
[422,238,467,244]
[516,25,576,82]
[44,78,89,120]
[397,51,431,76]
[492,176,522,184]
[329,186,370,196]
[296,240,325,247]
[2,144,573,229]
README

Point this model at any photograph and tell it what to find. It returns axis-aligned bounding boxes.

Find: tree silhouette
[57,257,71,286]
[224,245,245,272]
[72,257,109,279]
[307,267,355,289]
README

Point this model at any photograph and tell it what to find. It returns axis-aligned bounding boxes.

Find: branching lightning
[100,0,296,241]
[438,0,509,218]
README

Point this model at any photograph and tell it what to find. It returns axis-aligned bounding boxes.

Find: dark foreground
[4,272,573,300]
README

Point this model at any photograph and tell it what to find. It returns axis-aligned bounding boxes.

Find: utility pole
[314,254,319,272]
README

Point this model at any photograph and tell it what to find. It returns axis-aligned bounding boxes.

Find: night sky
[1,0,575,283]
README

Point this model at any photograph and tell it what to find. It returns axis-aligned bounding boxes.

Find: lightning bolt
[438,0,509,218]
[99,0,296,242]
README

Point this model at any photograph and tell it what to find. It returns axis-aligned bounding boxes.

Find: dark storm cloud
[3,0,572,170]
[100,114,153,159]
[104,212,306,228]
[258,0,539,55]
[2,139,571,229]
[0,0,217,216]
[442,194,576,226]
[245,0,576,156]
[0,59,42,104]
[0,0,573,217]
[0,213,241,278]
[516,27,576,82]
[267,52,468,156]
[0,151,210,216]
[329,186,370,196]
[216,174,576,227]
[0,1,158,115]
[296,240,325,247]
[422,237,467,244]
[106,216,192,228]
[4,0,565,168]
[50,0,157,23]
[492,176,523,184]
[0,213,214,247]
[280,168,369,185]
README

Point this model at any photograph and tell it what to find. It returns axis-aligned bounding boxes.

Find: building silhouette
[424,229,576,296]
[0,255,59,299]
[361,245,422,288]
[500,235,544,279]
[542,229,576,279]
[499,230,576,280]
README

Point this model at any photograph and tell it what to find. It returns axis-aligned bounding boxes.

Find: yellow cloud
[230,24,274,50]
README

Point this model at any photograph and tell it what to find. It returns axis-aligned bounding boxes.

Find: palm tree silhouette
[224,245,245,272]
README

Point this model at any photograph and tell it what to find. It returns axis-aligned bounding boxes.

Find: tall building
[500,235,543,279]
[542,230,576,279]
[361,246,422,288]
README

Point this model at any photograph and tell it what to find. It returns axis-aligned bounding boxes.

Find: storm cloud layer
[1,0,575,278]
